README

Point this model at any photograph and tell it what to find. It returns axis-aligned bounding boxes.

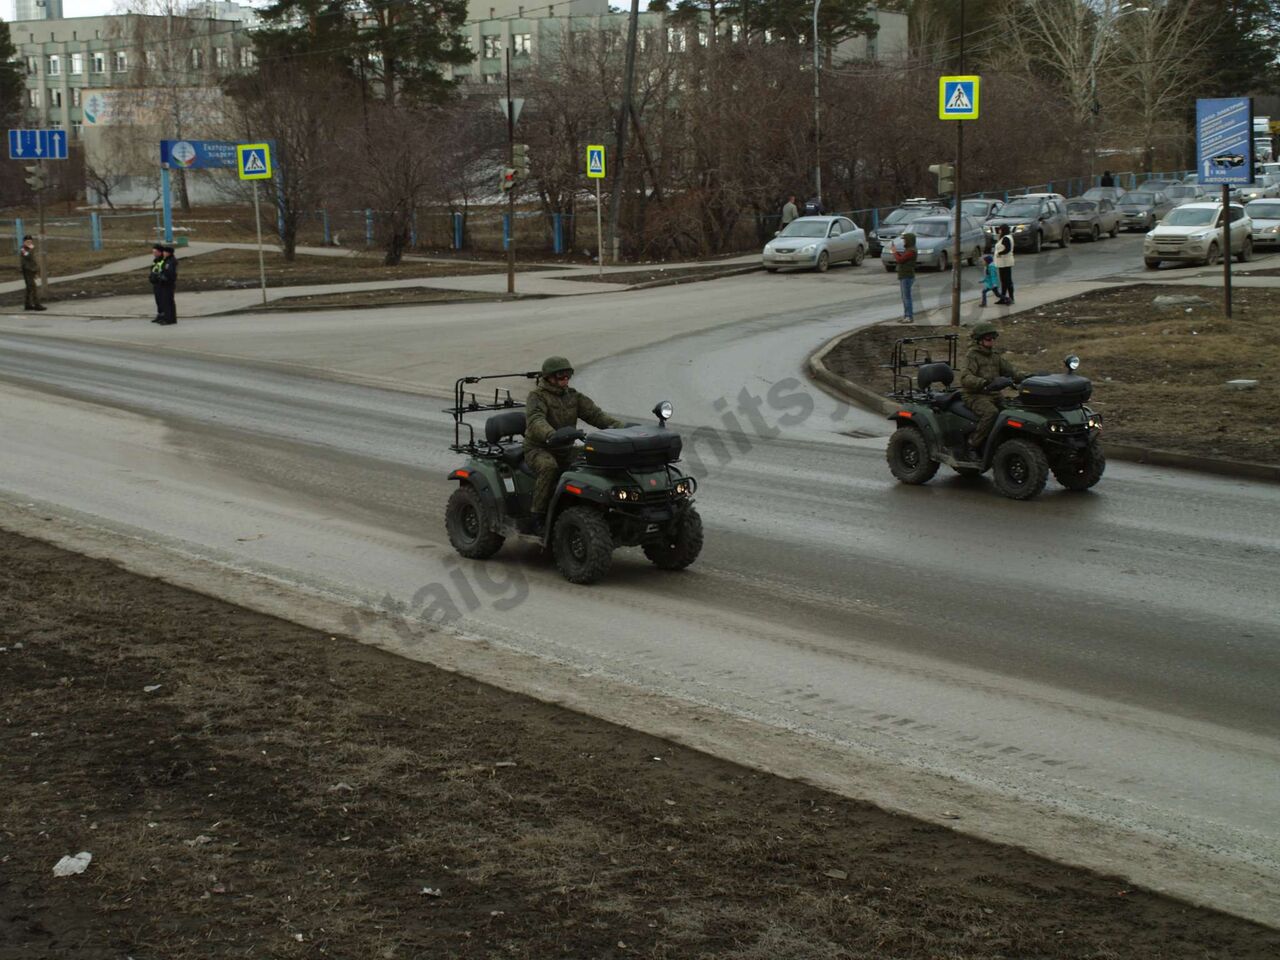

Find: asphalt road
[1,236,1278,924]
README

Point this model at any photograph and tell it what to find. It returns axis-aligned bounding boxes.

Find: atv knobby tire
[887,427,940,484]
[643,506,704,570]
[991,438,1049,500]
[1051,439,1106,491]
[552,505,614,584]
[446,485,505,559]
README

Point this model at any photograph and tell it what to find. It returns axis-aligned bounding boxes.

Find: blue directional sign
[160,139,238,170]
[8,128,68,160]
[1197,97,1254,185]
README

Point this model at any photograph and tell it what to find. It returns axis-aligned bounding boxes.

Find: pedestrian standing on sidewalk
[150,245,178,325]
[20,235,45,311]
[780,195,799,230]
[993,226,1015,306]
[148,244,165,323]
[892,232,917,323]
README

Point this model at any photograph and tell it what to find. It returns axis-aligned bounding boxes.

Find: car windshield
[1246,201,1280,219]
[911,221,950,238]
[1162,207,1217,227]
[1122,193,1155,206]
[778,220,829,238]
[999,201,1040,218]
[1165,187,1195,198]
[961,200,994,216]
[1067,201,1097,214]
[884,207,933,225]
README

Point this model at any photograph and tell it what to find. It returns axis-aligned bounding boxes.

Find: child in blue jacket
[980,254,1006,306]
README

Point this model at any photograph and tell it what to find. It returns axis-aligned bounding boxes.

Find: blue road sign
[8,128,68,160]
[160,139,238,170]
[939,76,980,120]
[1196,97,1254,185]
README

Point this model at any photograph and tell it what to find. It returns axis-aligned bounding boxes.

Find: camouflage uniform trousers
[965,395,1002,448]
[527,448,575,516]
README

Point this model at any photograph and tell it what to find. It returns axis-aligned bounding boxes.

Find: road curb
[625,263,763,290]
[806,325,1280,484]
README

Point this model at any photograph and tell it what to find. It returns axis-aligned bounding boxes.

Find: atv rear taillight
[565,484,583,495]
[453,469,471,479]
[1007,420,1024,428]
[896,410,914,418]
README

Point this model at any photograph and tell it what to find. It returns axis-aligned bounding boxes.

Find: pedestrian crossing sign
[236,143,272,180]
[939,76,980,120]
[586,144,605,179]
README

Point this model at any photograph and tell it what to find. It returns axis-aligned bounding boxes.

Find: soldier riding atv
[883,327,1105,500]
[444,360,703,584]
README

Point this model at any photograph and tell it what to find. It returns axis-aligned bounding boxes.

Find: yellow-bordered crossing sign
[237,143,272,180]
[938,76,980,121]
[586,144,605,179]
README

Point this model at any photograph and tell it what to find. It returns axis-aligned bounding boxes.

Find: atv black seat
[485,410,526,443]
[945,393,979,421]
[917,362,954,392]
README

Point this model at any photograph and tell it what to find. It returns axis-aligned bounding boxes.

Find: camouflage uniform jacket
[960,345,1025,398]
[523,379,624,454]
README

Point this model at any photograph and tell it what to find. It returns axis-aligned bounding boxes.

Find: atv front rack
[887,334,958,400]
[445,371,540,455]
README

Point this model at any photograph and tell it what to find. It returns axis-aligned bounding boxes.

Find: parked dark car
[1116,190,1174,231]
[868,201,950,257]
[983,196,1072,252]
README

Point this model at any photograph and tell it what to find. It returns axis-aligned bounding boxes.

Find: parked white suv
[1143,202,1252,268]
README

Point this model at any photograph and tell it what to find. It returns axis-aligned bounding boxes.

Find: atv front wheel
[643,507,704,571]
[991,439,1049,500]
[886,427,940,485]
[1051,439,1106,491]
[552,505,614,584]
[446,485,505,559]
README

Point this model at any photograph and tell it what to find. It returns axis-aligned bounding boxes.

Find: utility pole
[813,0,823,206]
[606,0,640,264]
[950,0,966,328]
[505,48,515,295]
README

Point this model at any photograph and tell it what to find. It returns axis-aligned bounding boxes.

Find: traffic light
[512,143,530,180]
[500,167,517,192]
[928,162,955,195]
[25,164,48,192]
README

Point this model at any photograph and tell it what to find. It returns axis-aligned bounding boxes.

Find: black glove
[547,426,587,446]
[987,376,1013,392]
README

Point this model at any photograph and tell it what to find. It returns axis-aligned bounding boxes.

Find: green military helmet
[971,321,999,341]
[541,355,574,377]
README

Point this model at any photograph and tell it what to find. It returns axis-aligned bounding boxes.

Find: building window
[46,55,60,75]
[71,53,83,74]
[667,27,686,51]
[482,72,500,84]
[146,50,158,68]
[28,89,40,108]
[191,48,204,69]
[25,55,38,74]
[513,33,531,56]
[49,89,62,107]
[482,35,501,58]
[72,88,81,106]
[215,47,230,67]
[113,51,127,71]
[239,47,256,67]
[72,120,83,139]
[91,53,105,74]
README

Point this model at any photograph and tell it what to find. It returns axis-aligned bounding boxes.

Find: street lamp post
[813,0,822,207]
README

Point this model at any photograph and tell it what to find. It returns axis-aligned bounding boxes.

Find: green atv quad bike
[444,371,703,584]
[883,334,1105,500]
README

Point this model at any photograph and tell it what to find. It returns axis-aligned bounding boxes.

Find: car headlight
[801,244,817,253]
[869,231,878,239]
[1013,224,1026,232]
[610,485,643,502]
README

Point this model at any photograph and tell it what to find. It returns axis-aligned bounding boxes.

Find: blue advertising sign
[159,139,239,170]
[1196,98,1254,185]
[8,128,68,160]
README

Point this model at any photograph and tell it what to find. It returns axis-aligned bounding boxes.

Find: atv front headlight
[1048,421,1065,433]
[610,485,644,502]
[1087,414,1103,430]
[673,478,696,497]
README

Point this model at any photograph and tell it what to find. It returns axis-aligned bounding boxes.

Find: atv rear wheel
[552,505,614,584]
[887,427,940,485]
[643,506,704,571]
[446,485,505,559]
[1051,439,1106,491]
[991,439,1049,500]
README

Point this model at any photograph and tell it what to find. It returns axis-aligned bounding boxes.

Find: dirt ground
[3,529,1278,959]
[823,283,1280,464]
[3,249,543,309]
[255,289,509,311]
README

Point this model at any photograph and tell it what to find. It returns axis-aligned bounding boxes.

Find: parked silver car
[1163,184,1208,207]
[1116,190,1173,231]
[1246,199,1280,247]
[1066,198,1120,240]
[1239,173,1280,202]
[762,216,867,273]
[1143,202,1252,268]
[961,197,1004,221]
[879,214,986,272]
[1081,185,1126,204]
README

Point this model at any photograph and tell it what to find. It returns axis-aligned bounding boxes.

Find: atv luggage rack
[445,371,539,456]
[886,334,959,400]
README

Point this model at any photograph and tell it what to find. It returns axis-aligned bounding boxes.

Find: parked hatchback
[762,216,867,273]
[1066,198,1120,240]
[983,196,1071,252]
[1116,190,1173,231]
[1245,199,1280,247]
[1143,202,1252,268]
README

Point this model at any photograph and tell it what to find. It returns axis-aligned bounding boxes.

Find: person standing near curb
[148,244,165,323]
[20,235,45,311]
[993,226,1015,306]
[780,195,799,230]
[150,244,178,325]
[892,232,917,323]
